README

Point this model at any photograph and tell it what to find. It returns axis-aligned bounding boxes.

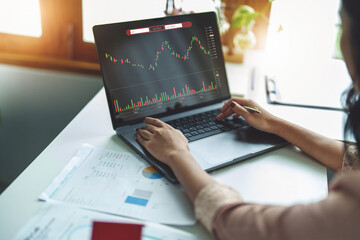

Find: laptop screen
[93,12,230,127]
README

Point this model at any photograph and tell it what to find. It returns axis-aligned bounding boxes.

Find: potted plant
[232,5,260,50]
[220,0,273,62]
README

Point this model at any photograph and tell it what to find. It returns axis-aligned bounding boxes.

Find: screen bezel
[93,12,231,129]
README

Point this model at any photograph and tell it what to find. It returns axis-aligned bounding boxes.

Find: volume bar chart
[113,81,218,113]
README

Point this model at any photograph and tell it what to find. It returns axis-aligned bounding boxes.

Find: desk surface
[0,85,345,239]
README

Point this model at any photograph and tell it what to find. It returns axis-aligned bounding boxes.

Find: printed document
[13,203,198,240]
[40,144,195,225]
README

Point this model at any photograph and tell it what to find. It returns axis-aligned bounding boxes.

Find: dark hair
[342,0,360,151]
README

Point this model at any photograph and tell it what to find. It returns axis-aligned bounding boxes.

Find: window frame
[0,0,99,75]
[0,0,271,75]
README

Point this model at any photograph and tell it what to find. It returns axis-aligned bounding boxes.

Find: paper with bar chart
[13,203,198,240]
[39,144,195,225]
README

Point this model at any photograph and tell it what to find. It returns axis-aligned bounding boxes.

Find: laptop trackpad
[190,129,271,167]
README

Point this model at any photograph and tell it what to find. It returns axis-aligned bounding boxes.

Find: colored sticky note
[91,221,143,240]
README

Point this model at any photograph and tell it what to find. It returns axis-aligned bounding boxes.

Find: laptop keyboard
[166,109,248,142]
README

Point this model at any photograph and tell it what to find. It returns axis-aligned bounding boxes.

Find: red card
[91,221,143,240]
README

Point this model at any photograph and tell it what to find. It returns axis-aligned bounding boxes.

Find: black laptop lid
[93,12,230,129]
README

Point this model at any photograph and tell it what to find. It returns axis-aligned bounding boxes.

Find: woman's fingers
[144,117,164,127]
[234,98,256,107]
[218,98,260,120]
[216,107,234,120]
[136,132,148,146]
[217,101,254,120]
[220,98,253,113]
[230,101,250,119]
[220,98,234,113]
[142,124,158,133]
[136,117,190,165]
[137,128,153,140]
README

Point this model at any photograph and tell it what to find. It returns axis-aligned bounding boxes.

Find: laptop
[93,12,287,183]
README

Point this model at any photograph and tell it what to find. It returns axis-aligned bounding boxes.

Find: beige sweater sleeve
[342,145,360,174]
[194,184,243,232]
[194,146,360,240]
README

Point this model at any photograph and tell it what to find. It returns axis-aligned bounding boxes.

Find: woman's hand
[137,117,215,202]
[216,98,280,134]
[136,117,190,166]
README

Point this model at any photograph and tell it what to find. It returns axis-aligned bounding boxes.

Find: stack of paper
[13,203,198,240]
[14,144,199,239]
[39,144,195,225]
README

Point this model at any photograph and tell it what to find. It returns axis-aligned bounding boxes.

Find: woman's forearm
[168,151,215,203]
[218,98,345,171]
[167,117,345,203]
[271,118,344,172]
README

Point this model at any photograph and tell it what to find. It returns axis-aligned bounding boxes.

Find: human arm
[196,172,360,240]
[136,116,360,240]
[136,117,215,202]
[216,98,345,172]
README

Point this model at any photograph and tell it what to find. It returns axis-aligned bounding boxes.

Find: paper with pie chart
[142,166,163,179]
[39,144,195,225]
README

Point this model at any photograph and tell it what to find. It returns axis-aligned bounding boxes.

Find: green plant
[232,0,274,28]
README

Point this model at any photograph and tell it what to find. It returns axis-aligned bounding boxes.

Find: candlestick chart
[105,36,211,72]
[97,18,229,121]
[106,31,223,115]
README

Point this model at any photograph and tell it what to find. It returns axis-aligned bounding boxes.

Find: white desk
[0,86,345,239]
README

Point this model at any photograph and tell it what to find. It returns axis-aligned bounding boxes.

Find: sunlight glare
[0,0,42,37]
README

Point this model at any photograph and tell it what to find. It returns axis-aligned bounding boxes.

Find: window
[0,0,42,37]
[264,0,351,109]
[0,0,100,74]
[0,0,218,74]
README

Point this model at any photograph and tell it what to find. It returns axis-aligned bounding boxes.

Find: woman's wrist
[168,150,215,202]
[168,149,195,169]
[269,117,289,137]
